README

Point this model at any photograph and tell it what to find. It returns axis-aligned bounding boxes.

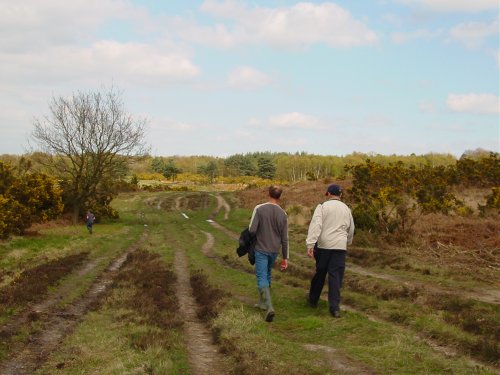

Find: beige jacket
[306,199,354,250]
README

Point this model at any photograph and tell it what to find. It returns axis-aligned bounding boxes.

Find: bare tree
[32,88,148,223]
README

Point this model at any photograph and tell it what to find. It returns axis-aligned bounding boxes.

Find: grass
[37,306,187,375]
[3,190,498,374]
[175,194,497,374]
[36,222,189,375]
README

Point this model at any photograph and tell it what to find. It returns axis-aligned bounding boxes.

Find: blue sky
[0,0,498,157]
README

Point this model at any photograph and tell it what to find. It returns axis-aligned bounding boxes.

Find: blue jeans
[255,250,277,289]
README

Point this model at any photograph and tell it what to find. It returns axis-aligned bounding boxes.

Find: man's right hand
[307,247,314,258]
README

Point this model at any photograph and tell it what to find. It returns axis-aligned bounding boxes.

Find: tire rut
[173,243,230,375]
[210,194,231,220]
[0,258,100,347]
[349,264,500,304]
[0,232,148,375]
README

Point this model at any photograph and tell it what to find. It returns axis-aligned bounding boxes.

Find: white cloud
[447,93,500,115]
[397,0,499,13]
[227,66,271,89]
[190,1,378,48]
[269,112,324,129]
[0,0,143,52]
[0,1,198,86]
[449,19,499,49]
[0,41,200,86]
[170,19,238,49]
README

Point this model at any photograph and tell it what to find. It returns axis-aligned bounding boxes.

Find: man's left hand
[280,259,288,271]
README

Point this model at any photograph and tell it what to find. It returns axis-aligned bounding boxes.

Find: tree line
[122,150,463,183]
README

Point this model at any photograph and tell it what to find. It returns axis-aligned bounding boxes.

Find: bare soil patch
[303,344,378,375]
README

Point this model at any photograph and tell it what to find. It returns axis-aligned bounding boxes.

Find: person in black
[86,210,95,234]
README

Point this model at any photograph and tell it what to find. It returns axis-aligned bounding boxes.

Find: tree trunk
[72,204,80,225]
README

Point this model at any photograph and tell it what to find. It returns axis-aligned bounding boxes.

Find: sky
[1,0,499,157]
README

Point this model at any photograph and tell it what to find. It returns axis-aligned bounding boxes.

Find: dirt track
[210,194,231,220]
[0,232,147,375]
[173,237,231,374]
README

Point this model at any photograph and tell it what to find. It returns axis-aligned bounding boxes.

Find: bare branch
[31,87,149,222]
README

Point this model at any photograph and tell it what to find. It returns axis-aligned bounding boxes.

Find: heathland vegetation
[0,147,498,374]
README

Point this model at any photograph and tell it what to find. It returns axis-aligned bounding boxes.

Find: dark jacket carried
[236,228,256,265]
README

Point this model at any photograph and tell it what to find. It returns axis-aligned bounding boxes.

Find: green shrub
[0,162,63,238]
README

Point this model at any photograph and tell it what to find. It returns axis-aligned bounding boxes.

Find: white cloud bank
[1,41,199,86]
[182,0,378,49]
[0,0,142,52]
[0,1,199,86]
[447,93,500,115]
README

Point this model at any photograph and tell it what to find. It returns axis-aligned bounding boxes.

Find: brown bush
[114,249,182,329]
[0,252,88,307]
[190,269,226,322]
[236,179,352,210]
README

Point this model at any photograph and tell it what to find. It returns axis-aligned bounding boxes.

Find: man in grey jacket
[306,184,354,318]
[249,185,289,322]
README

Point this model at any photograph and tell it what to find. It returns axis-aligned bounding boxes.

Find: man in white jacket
[306,184,354,318]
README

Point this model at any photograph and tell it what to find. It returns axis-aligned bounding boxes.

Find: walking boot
[254,288,267,310]
[262,287,275,322]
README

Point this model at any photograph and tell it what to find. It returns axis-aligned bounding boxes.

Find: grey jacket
[249,202,289,259]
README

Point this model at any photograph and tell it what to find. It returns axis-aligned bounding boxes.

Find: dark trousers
[309,248,346,311]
